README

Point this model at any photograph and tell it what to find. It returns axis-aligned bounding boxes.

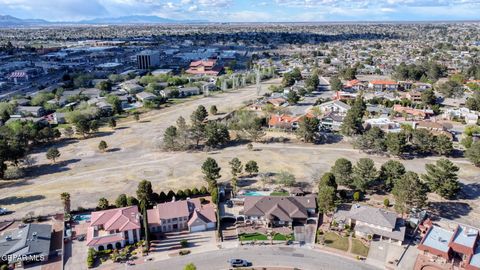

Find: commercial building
[136,50,160,70]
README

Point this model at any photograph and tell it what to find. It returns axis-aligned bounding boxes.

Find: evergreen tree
[392,172,428,213]
[331,158,353,186]
[379,160,406,190]
[422,159,461,199]
[352,158,378,192]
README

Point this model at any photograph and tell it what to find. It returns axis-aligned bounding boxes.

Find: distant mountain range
[0,15,49,26]
[0,15,208,26]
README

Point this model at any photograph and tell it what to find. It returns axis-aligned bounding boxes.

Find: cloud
[0,0,478,21]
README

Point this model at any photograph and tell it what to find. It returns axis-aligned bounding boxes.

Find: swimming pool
[241,190,271,196]
[73,214,91,222]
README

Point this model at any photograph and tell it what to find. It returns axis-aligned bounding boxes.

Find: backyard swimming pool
[73,214,91,222]
[241,190,271,196]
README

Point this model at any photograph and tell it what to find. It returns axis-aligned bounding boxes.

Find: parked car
[225,200,233,208]
[0,208,8,215]
[228,259,250,267]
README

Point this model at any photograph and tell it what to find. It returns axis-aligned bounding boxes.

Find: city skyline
[1,0,479,23]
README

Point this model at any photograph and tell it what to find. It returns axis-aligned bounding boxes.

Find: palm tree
[60,192,71,216]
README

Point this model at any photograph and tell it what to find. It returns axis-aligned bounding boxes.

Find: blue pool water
[73,214,91,222]
[242,190,271,196]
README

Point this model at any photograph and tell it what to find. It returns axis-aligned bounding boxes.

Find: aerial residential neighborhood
[0,1,480,270]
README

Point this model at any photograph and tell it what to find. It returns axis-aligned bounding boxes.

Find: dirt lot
[0,77,479,228]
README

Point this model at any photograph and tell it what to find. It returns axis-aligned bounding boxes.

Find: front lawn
[272,233,294,241]
[323,232,349,252]
[351,239,369,257]
[239,233,268,241]
[270,191,290,196]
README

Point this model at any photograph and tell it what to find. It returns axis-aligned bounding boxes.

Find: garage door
[190,225,206,232]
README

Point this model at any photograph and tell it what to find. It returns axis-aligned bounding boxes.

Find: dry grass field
[1,77,479,228]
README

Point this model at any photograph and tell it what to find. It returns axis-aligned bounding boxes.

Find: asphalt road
[130,246,381,270]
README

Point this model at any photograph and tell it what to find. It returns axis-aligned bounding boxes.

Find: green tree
[305,70,320,92]
[163,126,178,150]
[317,185,336,214]
[276,171,296,187]
[421,89,437,106]
[97,197,109,210]
[184,263,197,270]
[433,135,453,156]
[330,76,343,91]
[202,158,221,191]
[229,158,243,177]
[46,147,60,163]
[60,192,71,215]
[176,116,190,148]
[96,80,112,91]
[115,194,128,208]
[126,196,139,206]
[205,121,230,147]
[354,127,386,154]
[133,111,140,122]
[287,91,300,104]
[331,158,353,186]
[136,180,154,207]
[352,158,378,192]
[190,105,208,146]
[98,140,108,152]
[209,105,218,115]
[379,160,406,190]
[422,159,461,199]
[392,172,428,213]
[385,132,407,157]
[89,120,99,133]
[296,117,319,143]
[319,172,337,191]
[340,96,365,136]
[466,141,480,166]
[245,160,259,176]
[412,129,435,155]
[108,118,117,129]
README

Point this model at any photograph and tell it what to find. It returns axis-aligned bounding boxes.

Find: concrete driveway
[150,230,218,255]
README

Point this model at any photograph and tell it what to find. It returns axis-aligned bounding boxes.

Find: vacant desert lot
[1,78,479,228]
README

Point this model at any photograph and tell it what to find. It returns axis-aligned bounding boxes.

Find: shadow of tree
[0,195,46,205]
[428,201,472,220]
[458,183,480,200]
[26,158,81,177]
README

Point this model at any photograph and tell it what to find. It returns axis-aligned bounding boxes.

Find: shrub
[3,167,25,179]
[87,248,96,268]
[383,198,390,207]
[179,250,191,256]
[199,198,207,204]
[180,239,189,248]
[353,191,361,201]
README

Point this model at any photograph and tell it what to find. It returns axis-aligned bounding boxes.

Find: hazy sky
[1,0,480,22]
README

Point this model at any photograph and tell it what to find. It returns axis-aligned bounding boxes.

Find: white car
[0,208,8,215]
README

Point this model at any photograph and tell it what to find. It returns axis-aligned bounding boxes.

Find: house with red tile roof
[393,104,434,120]
[268,114,302,130]
[368,80,398,91]
[86,206,141,251]
[147,198,216,233]
[345,79,366,91]
[186,60,223,76]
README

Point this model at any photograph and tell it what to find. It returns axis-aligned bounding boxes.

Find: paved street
[130,246,381,270]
